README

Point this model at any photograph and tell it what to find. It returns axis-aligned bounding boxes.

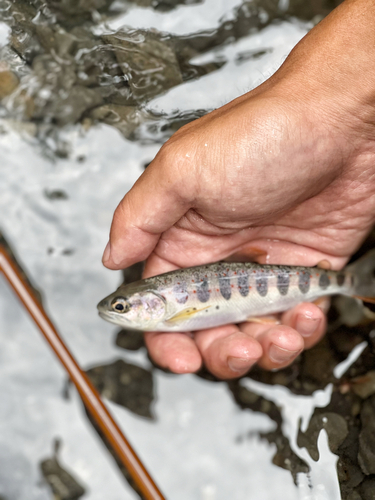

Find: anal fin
[353,295,375,305]
[245,316,280,325]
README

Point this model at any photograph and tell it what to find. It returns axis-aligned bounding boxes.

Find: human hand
[103,0,375,378]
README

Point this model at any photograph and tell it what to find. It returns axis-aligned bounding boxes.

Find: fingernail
[102,241,111,263]
[227,356,256,373]
[269,344,300,364]
[295,313,321,338]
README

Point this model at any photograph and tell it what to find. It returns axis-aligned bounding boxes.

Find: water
[1,1,374,499]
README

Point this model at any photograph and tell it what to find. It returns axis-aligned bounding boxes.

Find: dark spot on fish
[336,273,345,286]
[173,282,189,304]
[319,272,330,290]
[299,271,310,294]
[256,271,268,297]
[277,271,290,296]
[216,305,219,310]
[238,271,249,297]
[219,272,231,300]
[195,274,210,303]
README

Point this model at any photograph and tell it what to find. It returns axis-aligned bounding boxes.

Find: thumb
[102,158,192,269]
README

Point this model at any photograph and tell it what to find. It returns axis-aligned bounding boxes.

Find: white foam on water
[0,22,10,47]
[100,0,244,36]
[240,379,342,500]
[148,20,311,112]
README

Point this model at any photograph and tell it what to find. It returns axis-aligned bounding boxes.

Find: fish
[97,250,375,332]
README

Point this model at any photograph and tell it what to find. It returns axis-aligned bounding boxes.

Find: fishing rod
[0,232,165,500]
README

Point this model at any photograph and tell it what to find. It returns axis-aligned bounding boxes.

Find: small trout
[97,250,375,332]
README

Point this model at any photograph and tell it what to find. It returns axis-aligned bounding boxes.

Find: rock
[90,104,147,137]
[102,30,182,101]
[86,359,154,418]
[115,329,145,351]
[52,86,103,125]
[360,477,375,500]
[0,63,19,99]
[337,459,364,489]
[350,371,375,399]
[40,441,85,500]
[358,395,375,474]
[10,23,41,63]
[298,412,348,461]
[300,339,337,386]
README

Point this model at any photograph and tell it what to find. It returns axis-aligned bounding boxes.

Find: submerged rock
[0,63,19,100]
[90,103,148,137]
[350,371,375,399]
[298,412,348,462]
[102,30,183,101]
[86,359,154,418]
[40,441,85,500]
[360,477,375,500]
[358,395,375,475]
[116,329,145,351]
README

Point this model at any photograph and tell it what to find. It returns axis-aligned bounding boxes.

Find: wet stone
[0,63,19,100]
[337,460,364,490]
[297,412,348,461]
[358,395,375,475]
[86,359,154,418]
[10,23,41,63]
[350,371,375,399]
[40,448,85,500]
[115,328,145,351]
[44,189,69,200]
[102,29,183,101]
[90,104,147,138]
[360,477,375,500]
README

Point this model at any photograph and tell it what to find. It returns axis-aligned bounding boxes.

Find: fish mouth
[97,310,126,325]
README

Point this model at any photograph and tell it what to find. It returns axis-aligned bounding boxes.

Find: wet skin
[103,0,375,378]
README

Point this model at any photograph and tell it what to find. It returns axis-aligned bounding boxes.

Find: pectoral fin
[166,306,212,324]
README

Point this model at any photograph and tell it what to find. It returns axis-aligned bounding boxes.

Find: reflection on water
[2,0,375,499]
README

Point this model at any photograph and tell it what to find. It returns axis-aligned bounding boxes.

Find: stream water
[1,1,375,499]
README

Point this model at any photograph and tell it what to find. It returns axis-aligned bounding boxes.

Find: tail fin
[346,249,375,300]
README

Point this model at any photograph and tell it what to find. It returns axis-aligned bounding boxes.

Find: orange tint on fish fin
[245,316,280,325]
[353,296,375,305]
[225,246,267,263]
[316,259,332,270]
[166,305,212,324]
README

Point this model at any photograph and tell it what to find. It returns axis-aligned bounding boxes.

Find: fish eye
[111,297,130,313]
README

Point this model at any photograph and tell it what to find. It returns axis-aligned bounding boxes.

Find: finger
[281,301,327,349]
[143,252,180,278]
[144,331,202,374]
[239,322,304,370]
[102,149,193,269]
[194,324,263,379]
